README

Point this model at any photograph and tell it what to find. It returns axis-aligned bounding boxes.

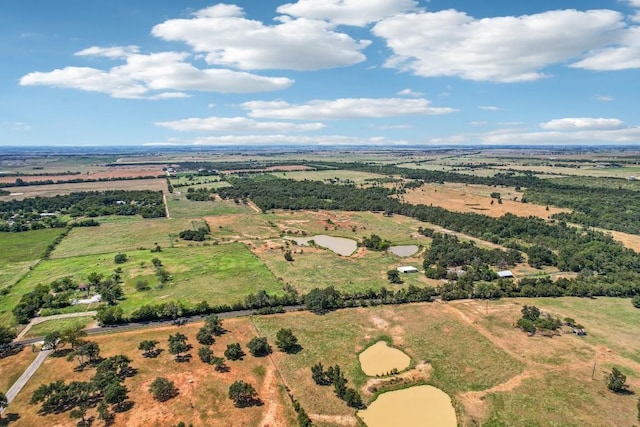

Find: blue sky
[1,0,640,146]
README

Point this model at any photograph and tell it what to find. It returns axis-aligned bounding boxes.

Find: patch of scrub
[359,341,411,376]
[388,245,419,257]
[291,234,357,256]
[358,385,456,427]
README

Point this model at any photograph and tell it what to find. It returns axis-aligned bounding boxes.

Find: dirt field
[401,182,568,219]
[0,166,165,184]
[6,318,297,427]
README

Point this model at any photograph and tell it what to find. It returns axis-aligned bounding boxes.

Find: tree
[204,314,225,335]
[96,305,124,325]
[305,287,341,314]
[247,337,271,357]
[343,387,364,409]
[521,305,541,321]
[103,382,128,411]
[149,377,178,402]
[196,326,215,346]
[97,400,112,423]
[228,381,259,407]
[632,295,640,309]
[69,404,89,425]
[224,343,245,361]
[606,367,629,393]
[198,346,214,364]
[135,278,150,291]
[516,318,536,334]
[0,325,17,345]
[43,331,62,351]
[387,269,403,284]
[168,333,190,361]
[284,250,294,261]
[151,257,162,267]
[275,328,299,354]
[311,362,331,385]
[60,324,87,350]
[138,340,160,358]
[114,253,128,264]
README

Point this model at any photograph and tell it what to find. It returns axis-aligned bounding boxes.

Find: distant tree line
[3,174,163,188]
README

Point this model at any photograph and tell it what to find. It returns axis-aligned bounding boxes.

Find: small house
[497,270,514,279]
[397,266,419,274]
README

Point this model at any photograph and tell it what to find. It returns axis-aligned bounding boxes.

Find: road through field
[1,349,52,414]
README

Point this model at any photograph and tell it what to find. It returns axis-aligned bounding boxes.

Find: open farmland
[51,216,195,258]
[12,244,284,319]
[0,178,167,200]
[401,182,568,219]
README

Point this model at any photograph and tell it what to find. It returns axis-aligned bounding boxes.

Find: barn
[397,266,419,274]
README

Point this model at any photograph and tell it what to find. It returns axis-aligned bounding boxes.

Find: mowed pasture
[253,242,436,295]
[5,318,298,427]
[0,178,167,200]
[9,243,283,320]
[401,182,568,219]
[51,216,195,258]
[166,193,255,219]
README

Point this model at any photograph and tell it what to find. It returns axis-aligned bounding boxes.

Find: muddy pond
[291,235,357,256]
[359,341,411,376]
[388,245,419,257]
[358,385,457,427]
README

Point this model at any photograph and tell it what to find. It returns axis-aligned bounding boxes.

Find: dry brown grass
[0,166,165,184]
[401,182,568,219]
[0,179,167,199]
[6,318,297,427]
[0,346,39,394]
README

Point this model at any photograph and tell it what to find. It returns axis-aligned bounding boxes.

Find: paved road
[1,349,53,414]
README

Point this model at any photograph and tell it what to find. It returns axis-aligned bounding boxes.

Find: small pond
[388,245,419,257]
[291,235,357,256]
[358,385,457,427]
[359,341,411,376]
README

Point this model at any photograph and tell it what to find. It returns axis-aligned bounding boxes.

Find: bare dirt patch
[402,182,568,219]
[361,361,432,396]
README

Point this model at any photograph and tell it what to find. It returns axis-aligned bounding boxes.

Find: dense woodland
[306,162,640,235]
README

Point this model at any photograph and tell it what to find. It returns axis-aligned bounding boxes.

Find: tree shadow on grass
[0,413,20,426]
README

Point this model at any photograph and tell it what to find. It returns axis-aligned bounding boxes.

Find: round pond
[358,385,457,427]
[359,341,411,376]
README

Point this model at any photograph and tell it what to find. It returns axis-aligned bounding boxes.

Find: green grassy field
[0,228,63,263]
[23,316,95,339]
[51,216,194,258]
[166,193,254,219]
[10,243,284,321]
[255,244,432,294]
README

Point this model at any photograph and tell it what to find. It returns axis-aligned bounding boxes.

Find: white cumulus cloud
[75,45,140,59]
[277,0,418,26]
[151,4,370,70]
[397,88,424,97]
[155,116,325,132]
[242,97,456,119]
[20,49,293,98]
[570,27,640,70]
[540,117,624,130]
[373,9,626,82]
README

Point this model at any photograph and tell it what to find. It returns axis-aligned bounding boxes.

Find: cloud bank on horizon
[4,0,640,146]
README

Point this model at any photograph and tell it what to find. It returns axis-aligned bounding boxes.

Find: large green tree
[149,377,178,402]
[228,381,258,407]
[275,328,299,354]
